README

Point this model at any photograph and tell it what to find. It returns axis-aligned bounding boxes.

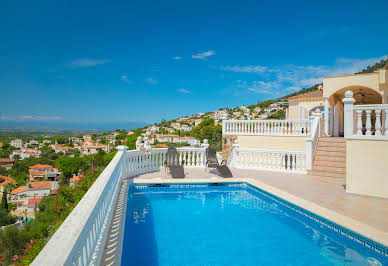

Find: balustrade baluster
[268,152,272,169]
[385,109,388,136]
[356,110,363,136]
[375,109,382,136]
[365,110,372,135]
[287,153,291,171]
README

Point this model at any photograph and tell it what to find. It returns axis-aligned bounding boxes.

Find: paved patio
[132,167,388,246]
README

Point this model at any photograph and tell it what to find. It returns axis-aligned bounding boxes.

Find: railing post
[231,139,239,167]
[342,90,355,138]
[324,96,329,136]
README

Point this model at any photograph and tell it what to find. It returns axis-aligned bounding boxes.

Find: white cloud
[71,58,111,68]
[173,56,182,60]
[121,75,132,84]
[222,55,385,96]
[177,88,190,94]
[221,65,267,73]
[146,77,158,85]
[192,50,215,60]
[19,115,62,120]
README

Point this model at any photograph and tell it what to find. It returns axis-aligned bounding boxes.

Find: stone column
[324,96,329,136]
[342,91,355,138]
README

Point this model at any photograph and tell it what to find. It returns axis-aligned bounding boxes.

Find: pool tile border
[132,178,388,257]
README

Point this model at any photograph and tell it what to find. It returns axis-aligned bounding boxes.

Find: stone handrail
[232,148,306,173]
[31,146,207,265]
[305,112,322,170]
[353,104,388,139]
[342,91,388,140]
[222,119,311,136]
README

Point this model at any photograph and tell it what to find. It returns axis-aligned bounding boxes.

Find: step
[317,142,346,148]
[308,169,345,178]
[314,155,346,161]
[316,147,346,152]
[315,150,346,157]
[312,164,346,171]
[312,159,346,166]
[319,137,345,141]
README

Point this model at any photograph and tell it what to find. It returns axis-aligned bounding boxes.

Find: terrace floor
[132,167,388,246]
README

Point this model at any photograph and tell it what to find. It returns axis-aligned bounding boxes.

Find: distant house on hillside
[9,181,57,214]
[11,139,24,148]
[155,134,180,143]
[70,174,84,187]
[0,175,16,201]
[0,158,15,170]
[178,137,200,147]
[11,147,41,159]
[69,137,80,143]
[83,135,92,141]
[29,140,39,145]
[28,164,59,181]
[51,144,74,154]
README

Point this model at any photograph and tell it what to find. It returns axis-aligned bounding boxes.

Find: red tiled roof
[288,90,323,101]
[11,186,29,194]
[0,175,16,186]
[70,174,84,183]
[180,137,194,140]
[28,198,42,206]
[155,144,168,148]
[29,164,53,169]
[29,181,52,189]
[0,158,15,163]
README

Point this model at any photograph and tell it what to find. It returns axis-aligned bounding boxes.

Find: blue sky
[1,0,387,126]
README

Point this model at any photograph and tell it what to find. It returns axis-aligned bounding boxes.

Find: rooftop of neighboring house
[52,144,74,150]
[0,175,16,186]
[11,139,23,142]
[155,134,180,138]
[28,198,43,206]
[29,164,54,169]
[83,134,91,137]
[287,89,323,102]
[11,181,52,194]
[0,158,15,163]
[70,174,84,183]
[155,144,168,148]
[180,136,195,140]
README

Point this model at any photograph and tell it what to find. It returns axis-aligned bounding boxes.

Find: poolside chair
[164,147,185,178]
[205,148,233,178]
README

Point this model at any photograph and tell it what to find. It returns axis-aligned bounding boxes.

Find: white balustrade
[32,146,206,266]
[232,148,306,173]
[352,104,388,139]
[222,119,311,136]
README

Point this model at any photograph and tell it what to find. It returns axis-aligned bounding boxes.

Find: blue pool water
[121,183,387,265]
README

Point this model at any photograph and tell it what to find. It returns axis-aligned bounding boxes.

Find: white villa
[223,60,388,199]
[30,59,388,266]
[10,139,24,148]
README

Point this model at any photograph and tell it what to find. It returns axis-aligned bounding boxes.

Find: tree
[1,191,8,210]
[0,166,8,176]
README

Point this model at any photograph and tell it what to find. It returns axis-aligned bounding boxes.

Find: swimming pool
[120,183,387,265]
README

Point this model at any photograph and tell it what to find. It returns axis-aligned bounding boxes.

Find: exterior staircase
[308,137,346,178]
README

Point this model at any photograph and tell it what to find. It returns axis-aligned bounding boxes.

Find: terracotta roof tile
[11,186,29,194]
[287,90,323,101]
[28,198,42,206]
[29,164,53,169]
[0,175,16,186]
